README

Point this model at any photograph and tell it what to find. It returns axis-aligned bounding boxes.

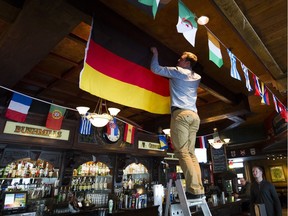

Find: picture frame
[270,166,286,182]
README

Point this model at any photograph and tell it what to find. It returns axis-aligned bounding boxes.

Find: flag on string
[106,118,119,137]
[159,134,168,150]
[5,92,32,122]
[198,136,208,149]
[260,82,270,105]
[253,74,261,96]
[46,104,66,130]
[241,63,253,92]
[272,94,280,113]
[278,103,288,122]
[79,116,92,135]
[176,0,198,47]
[138,0,160,19]
[207,32,223,68]
[124,123,136,144]
[79,18,170,114]
[227,49,241,81]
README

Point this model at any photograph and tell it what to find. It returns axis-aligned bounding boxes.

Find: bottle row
[71,176,111,191]
[1,159,56,179]
[74,161,110,177]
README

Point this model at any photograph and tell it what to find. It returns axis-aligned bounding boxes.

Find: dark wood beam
[0,0,85,88]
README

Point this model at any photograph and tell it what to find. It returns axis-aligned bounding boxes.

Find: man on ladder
[150,47,211,215]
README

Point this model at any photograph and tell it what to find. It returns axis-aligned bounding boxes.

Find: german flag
[79,17,171,114]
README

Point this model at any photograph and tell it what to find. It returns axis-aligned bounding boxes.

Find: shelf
[0,177,57,180]
[72,175,112,178]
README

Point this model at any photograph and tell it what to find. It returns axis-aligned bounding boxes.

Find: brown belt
[171,106,181,113]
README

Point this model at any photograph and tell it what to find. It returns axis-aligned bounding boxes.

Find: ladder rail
[166,179,212,216]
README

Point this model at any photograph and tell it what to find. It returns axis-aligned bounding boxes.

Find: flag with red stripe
[278,103,288,122]
[5,93,32,122]
[80,18,171,114]
[253,74,261,96]
[198,136,207,149]
[107,118,119,137]
[124,123,136,144]
[46,104,66,130]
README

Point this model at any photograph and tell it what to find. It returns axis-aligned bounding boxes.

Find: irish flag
[80,18,170,114]
[207,32,223,68]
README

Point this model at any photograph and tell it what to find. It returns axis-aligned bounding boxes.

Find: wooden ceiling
[0,0,286,146]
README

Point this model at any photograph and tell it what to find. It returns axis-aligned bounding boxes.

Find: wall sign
[211,146,227,173]
[3,121,70,141]
[138,140,164,151]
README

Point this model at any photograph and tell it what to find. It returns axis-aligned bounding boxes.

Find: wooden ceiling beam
[213,0,286,93]
[0,0,85,88]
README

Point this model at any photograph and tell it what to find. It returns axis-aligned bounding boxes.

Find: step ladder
[165,179,212,216]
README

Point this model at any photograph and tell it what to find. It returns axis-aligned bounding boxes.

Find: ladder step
[174,179,212,216]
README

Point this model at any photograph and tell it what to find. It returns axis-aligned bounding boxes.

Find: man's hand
[150,47,158,55]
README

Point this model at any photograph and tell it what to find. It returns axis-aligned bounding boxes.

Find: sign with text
[138,140,164,151]
[211,146,227,173]
[4,121,70,141]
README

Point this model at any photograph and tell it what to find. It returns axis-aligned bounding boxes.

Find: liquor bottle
[53,179,59,198]
[44,162,49,177]
[7,164,13,178]
[61,186,67,202]
[108,199,114,214]
[57,186,63,203]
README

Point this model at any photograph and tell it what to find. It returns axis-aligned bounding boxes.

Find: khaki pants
[170,109,204,195]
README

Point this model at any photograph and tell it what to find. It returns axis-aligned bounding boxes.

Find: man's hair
[253,165,264,173]
[183,52,197,67]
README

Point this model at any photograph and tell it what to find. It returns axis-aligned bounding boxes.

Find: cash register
[2,191,35,216]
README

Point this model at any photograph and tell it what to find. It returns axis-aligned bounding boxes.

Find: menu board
[210,146,227,173]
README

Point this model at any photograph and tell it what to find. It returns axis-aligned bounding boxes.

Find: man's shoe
[185,192,204,199]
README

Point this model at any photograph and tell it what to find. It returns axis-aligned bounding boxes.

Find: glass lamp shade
[108,107,120,116]
[87,113,112,127]
[211,142,223,149]
[223,138,230,143]
[162,128,171,136]
[76,106,90,115]
[197,16,209,25]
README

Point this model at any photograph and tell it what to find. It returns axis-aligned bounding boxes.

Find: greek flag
[241,63,253,91]
[79,116,92,135]
[227,49,241,81]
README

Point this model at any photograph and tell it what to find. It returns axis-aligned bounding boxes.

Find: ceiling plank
[213,0,286,93]
[0,0,85,88]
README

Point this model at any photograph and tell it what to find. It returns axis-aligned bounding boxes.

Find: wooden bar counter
[192,198,249,216]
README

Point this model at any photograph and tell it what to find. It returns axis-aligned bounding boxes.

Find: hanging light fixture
[208,128,230,149]
[197,16,209,25]
[76,98,120,127]
[162,128,171,137]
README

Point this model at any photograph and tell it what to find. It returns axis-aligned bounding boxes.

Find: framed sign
[211,146,227,173]
[270,166,286,182]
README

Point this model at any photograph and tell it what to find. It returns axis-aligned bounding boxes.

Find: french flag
[199,136,207,149]
[5,93,32,122]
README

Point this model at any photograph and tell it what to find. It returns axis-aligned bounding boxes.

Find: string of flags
[140,0,287,122]
[5,92,66,130]
[0,0,286,147]
[0,85,148,145]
